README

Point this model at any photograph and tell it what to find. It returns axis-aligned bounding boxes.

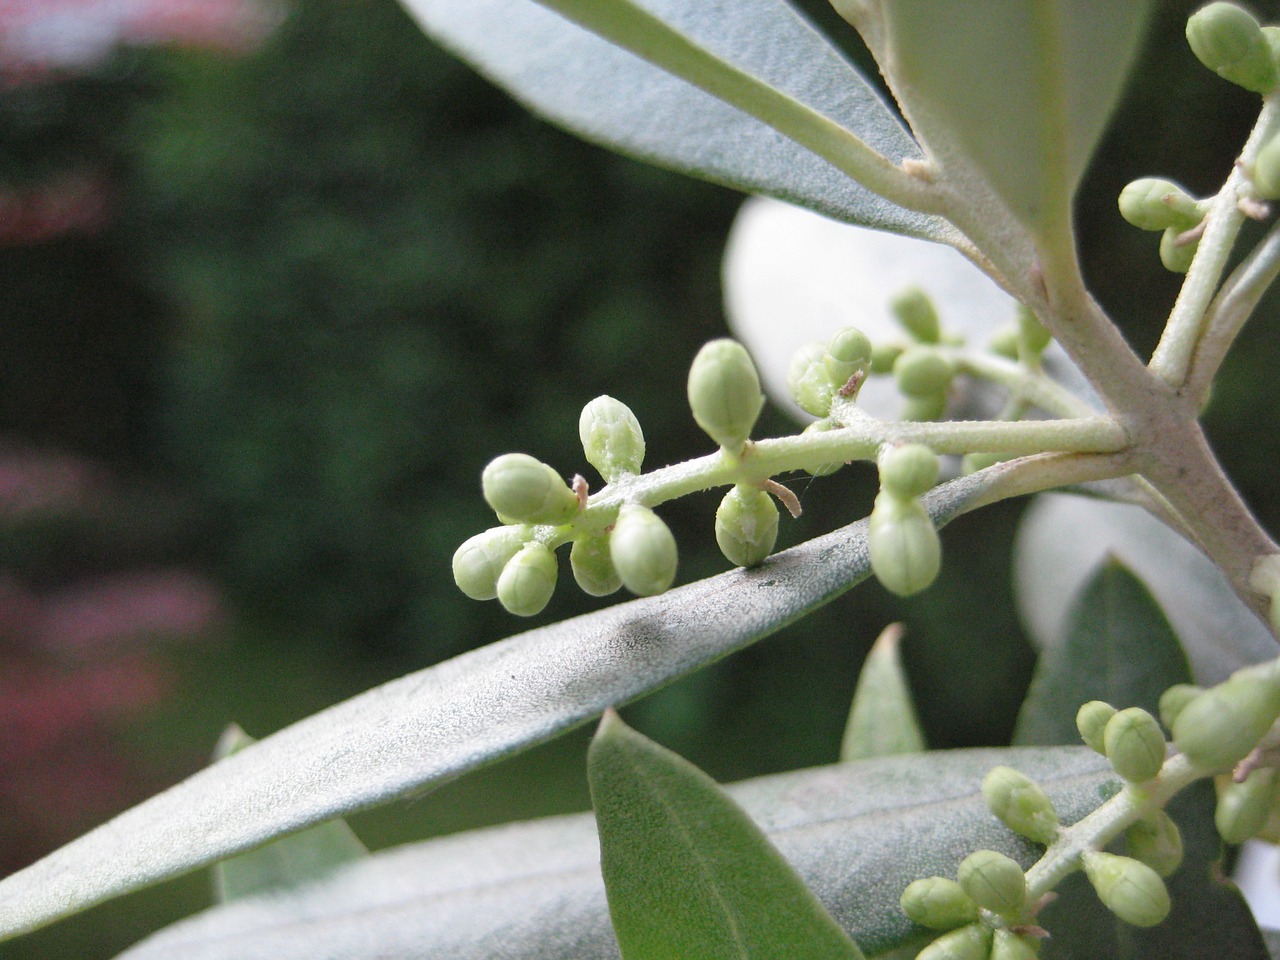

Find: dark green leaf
[841,623,926,761]
[1014,557,1192,746]
[111,747,1112,960]
[1014,493,1277,685]
[395,0,952,240]
[589,710,864,959]
[0,475,987,942]
[210,725,369,903]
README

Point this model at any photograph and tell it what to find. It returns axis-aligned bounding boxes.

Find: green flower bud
[878,443,939,500]
[824,326,874,384]
[894,346,955,399]
[569,534,621,597]
[870,341,906,375]
[1173,676,1280,770]
[982,765,1060,845]
[1216,767,1280,844]
[988,325,1020,362]
[496,542,558,617]
[1082,851,1171,928]
[991,929,1040,960]
[1016,304,1053,360]
[482,453,580,525]
[1077,700,1117,755]
[868,493,942,598]
[1253,133,1280,200]
[687,338,765,452]
[788,341,837,417]
[900,877,979,930]
[891,287,941,343]
[916,923,992,960]
[901,393,948,422]
[579,395,645,482]
[714,485,779,568]
[1160,227,1198,275]
[957,849,1026,918]
[452,526,528,601]
[1186,2,1278,95]
[1118,178,1204,232]
[1104,707,1168,783]
[1158,684,1203,731]
[801,420,843,477]
[610,504,678,597]
[1125,810,1184,877]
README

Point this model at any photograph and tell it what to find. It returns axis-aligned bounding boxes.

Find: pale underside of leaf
[395,0,954,241]
[113,747,1112,960]
[0,474,988,942]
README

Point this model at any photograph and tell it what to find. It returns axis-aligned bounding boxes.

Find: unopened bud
[868,492,942,598]
[988,325,1020,362]
[824,327,873,385]
[788,341,837,417]
[482,453,580,525]
[957,849,1026,918]
[891,287,941,343]
[1173,676,1280,770]
[870,341,905,375]
[1160,227,1198,274]
[687,339,765,453]
[1118,178,1204,232]
[991,930,1040,960]
[610,504,678,597]
[916,923,992,960]
[452,526,528,601]
[1077,700,1117,755]
[900,877,979,930]
[715,485,779,568]
[1125,810,1184,877]
[1104,707,1167,783]
[894,346,955,398]
[496,542,558,617]
[1254,133,1280,200]
[901,393,948,422]
[570,533,621,597]
[1186,1,1278,95]
[1016,305,1053,360]
[878,443,939,500]
[1216,767,1280,844]
[1082,851,1171,928]
[579,396,645,482]
[1158,684,1202,731]
[982,765,1060,845]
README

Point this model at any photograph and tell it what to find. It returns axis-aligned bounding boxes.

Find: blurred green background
[2,0,1279,955]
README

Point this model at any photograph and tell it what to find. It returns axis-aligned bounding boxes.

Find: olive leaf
[841,623,926,761]
[879,0,1154,259]
[395,0,953,241]
[0,475,988,943]
[111,747,1112,960]
[1013,558,1191,747]
[1013,493,1278,685]
[589,710,865,959]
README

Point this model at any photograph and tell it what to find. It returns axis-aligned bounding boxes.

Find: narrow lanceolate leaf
[210,726,369,904]
[589,711,864,960]
[841,623,926,761]
[1014,493,1278,685]
[395,0,954,241]
[113,747,1113,960]
[1013,558,1191,747]
[880,0,1153,255]
[0,474,988,943]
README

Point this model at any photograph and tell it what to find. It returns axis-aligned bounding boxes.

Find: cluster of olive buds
[1121,2,1280,271]
[453,337,800,616]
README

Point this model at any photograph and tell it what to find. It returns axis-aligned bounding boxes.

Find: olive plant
[6,1,1280,958]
